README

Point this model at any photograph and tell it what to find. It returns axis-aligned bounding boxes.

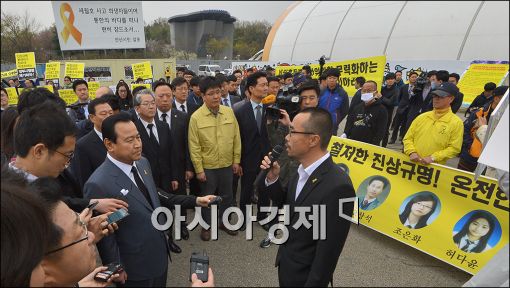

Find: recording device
[87,201,99,210]
[412,74,429,94]
[94,262,123,282]
[190,251,209,282]
[265,95,301,120]
[318,55,326,78]
[106,208,129,225]
[208,196,222,207]
[253,144,285,186]
[66,102,89,110]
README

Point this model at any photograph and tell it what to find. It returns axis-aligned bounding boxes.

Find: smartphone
[107,208,129,225]
[94,262,123,282]
[87,201,99,210]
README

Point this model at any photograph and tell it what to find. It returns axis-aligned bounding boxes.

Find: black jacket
[57,168,90,212]
[397,84,412,114]
[167,109,193,195]
[466,93,491,116]
[262,157,355,286]
[70,129,107,188]
[344,99,388,145]
[380,84,400,109]
[348,89,362,115]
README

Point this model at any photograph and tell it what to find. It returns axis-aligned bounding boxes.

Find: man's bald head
[95,86,114,98]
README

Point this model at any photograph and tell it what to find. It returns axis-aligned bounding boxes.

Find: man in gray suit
[84,113,214,286]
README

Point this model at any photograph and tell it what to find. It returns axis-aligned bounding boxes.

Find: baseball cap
[431,82,459,97]
[293,73,307,87]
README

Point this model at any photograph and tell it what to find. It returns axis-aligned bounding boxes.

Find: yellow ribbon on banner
[60,2,82,45]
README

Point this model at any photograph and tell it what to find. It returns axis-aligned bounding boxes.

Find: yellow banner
[276,56,386,97]
[45,62,61,80]
[88,81,100,99]
[132,61,153,80]
[64,62,85,79]
[458,63,509,105]
[58,89,78,104]
[131,83,152,91]
[1,69,18,79]
[328,136,508,274]
[6,87,19,105]
[15,52,36,69]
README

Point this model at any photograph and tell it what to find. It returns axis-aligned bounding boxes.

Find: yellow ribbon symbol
[60,3,82,45]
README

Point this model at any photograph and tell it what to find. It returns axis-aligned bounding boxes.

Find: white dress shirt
[107,153,144,188]
[403,218,418,229]
[139,118,159,143]
[221,96,232,107]
[157,109,172,129]
[176,100,187,113]
[250,99,262,119]
[94,127,103,141]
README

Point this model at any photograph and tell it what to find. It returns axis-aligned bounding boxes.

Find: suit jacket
[57,168,90,212]
[229,94,242,106]
[75,119,94,140]
[83,157,169,281]
[67,100,88,123]
[70,129,107,188]
[262,157,355,286]
[357,194,381,211]
[167,109,193,194]
[234,101,271,173]
[397,84,412,114]
[135,118,177,193]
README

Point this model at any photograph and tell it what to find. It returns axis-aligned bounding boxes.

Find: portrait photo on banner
[398,191,441,229]
[452,210,502,254]
[356,175,391,211]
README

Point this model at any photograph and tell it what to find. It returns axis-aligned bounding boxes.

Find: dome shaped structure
[262,1,509,62]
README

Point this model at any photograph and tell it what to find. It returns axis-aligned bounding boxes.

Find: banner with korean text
[275,55,386,97]
[458,61,509,105]
[131,61,153,84]
[15,52,37,80]
[65,62,85,82]
[328,136,508,274]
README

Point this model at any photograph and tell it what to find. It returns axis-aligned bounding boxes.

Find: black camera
[413,75,429,94]
[266,94,301,120]
[66,102,88,110]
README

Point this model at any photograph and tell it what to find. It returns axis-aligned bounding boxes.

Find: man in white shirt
[171,77,199,116]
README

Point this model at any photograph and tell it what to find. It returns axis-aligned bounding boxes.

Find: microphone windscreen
[262,94,276,105]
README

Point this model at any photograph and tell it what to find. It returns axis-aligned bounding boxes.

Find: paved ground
[163,108,472,286]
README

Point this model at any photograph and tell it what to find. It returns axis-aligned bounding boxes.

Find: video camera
[412,74,429,94]
[66,102,89,110]
[265,94,301,121]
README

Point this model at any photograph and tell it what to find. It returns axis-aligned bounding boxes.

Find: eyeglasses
[140,101,156,107]
[414,202,433,210]
[51,149,74,163]
[175,87,188,92]
[45,213,89,255]
[288,130,315,137]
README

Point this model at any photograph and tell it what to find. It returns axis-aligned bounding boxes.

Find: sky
[1,1,294,29]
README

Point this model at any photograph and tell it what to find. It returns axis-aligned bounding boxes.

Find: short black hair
[484,82,497,91]
[190,76,201,87]
[493,86,509,97]
[101,112,133,143]
[282,72,293,80]
[17,87,66,114]
[72,79,88,92]
[183,70,195,77]
[153,80,173,93]
[227,75,238,83]
[131,85,147,98]
[395,71,403,75]
[409,71,419,77]
[385,72,396,80]
[88,97,111,115]
[246,67,254,73]
[300,107,333,150]
[233,69,242,75]
[302,65,312,75]
[365,80,378,91]
[319,73,327,81]
[267,76,280,84]
[246,71,267,90]
[368,176,389,189]
[298,80,320,97]
[176,67,186,72]
[64,76,72,81]
[136,77,144,83]
[427,70,437,78]
[199,76,222,94]
[1,107,19,160]
[324,68,340,78]
[355,77,366,87]
[449,73,460,82]
[103,94,120,111]
[436,70,450,82]
[14,101,76,157]
[171,77,188,89]
[215,73,228,84]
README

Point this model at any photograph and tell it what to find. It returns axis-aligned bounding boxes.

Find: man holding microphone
[260,107,355,286]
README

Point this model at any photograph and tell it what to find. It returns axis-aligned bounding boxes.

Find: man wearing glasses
[260,107,355,286]
[171,77,200,116]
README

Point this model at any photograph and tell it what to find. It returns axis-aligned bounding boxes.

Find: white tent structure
[262,1,509,62]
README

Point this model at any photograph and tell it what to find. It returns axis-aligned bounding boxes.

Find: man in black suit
[260,107,355,286]
[171,77,200,116]
[67,79,90,123]
[234,71,272,227]
[389,71,418,144]
[71,97,113,188]
[218,74,242,108]
[406,70,436,132]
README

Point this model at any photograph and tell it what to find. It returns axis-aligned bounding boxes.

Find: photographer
[405,70,436,133]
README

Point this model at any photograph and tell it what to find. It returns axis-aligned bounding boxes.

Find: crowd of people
[1,62,508,287]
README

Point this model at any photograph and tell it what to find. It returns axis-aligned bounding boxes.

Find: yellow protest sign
[328,136,508,274]
[458,63,509,105]
[1,69,18,79]
[132,61,153,80]
[58,89,78,104]
[15,52,37,80]
[131,83,152,91]
[45,62,61,80]
[64,62,85,80]
[87,81,100,99]
[276,55,387,96]
[6,87,19,105]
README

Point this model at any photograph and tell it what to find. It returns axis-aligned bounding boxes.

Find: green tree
[233,20,271,60]
[145,17,170,44]
[1,11,41,63]
[205,37,230,59]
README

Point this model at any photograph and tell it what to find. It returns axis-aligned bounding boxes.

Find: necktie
[161,113,168,123]
[223,98,230,107]
[180,104,186,113]
[406,225,412,228]
[362,200,368,208]
[255,105,262,133]
[146,123,159,151]
[131,166,153,207]
[461,240,474,252]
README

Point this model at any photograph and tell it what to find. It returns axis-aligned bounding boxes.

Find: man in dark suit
[389,71,418,144]
[187,76,204,108]
[218,74,242,108]
[67,79,90,123]
[406,70,436,132]
[234,71,272,227]
[171,77,200,116]
[84,113,214,286]
[260,107,355,286]
[71,97,113,188]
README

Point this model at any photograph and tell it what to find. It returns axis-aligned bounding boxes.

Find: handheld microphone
[253,144,284,186]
